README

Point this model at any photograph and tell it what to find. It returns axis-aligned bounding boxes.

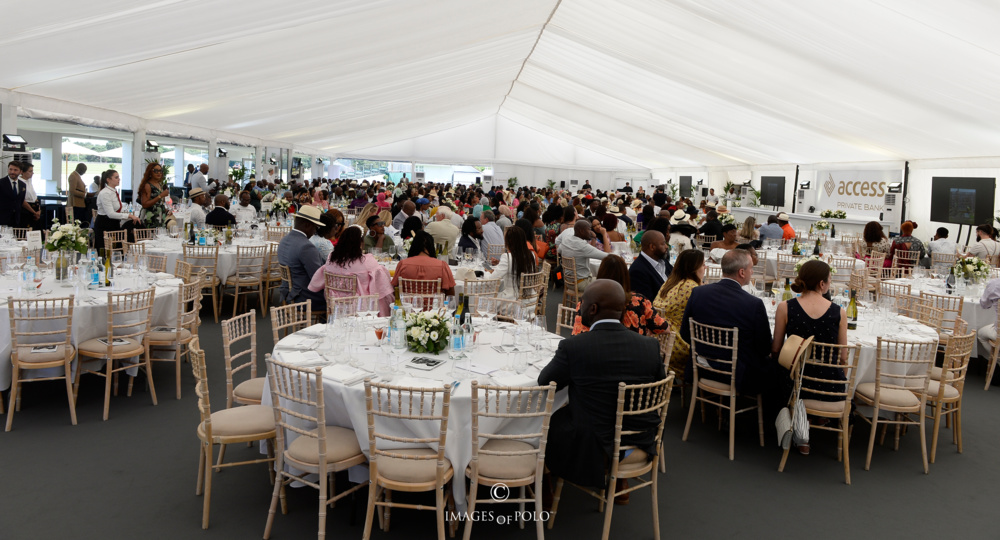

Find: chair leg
[682,391,698,442]
[196,442,206,495]
[215,444,227,470]
[203,442,213,529]
[650,470,660,540]
[145,347,158,406]
[318,466,328,540]
[777,447,791,472]
[534,475,544,540]
[65,362,78,426]
[865,413,878,471]
[5,368,18,431]
[103,360,114,421]
[757,394,765,446]
[658,442,666,473]
[518,485,526,529]
[547,478,564,530]
[362,482,378,540]
[728,396,737,460]
[985,348,999,390]
[843,421,852,485]
[463,478,479,540]
[930,401,944,464]
[175,344,183,400]
[264,469,281,539]
[919,410,929,474]
[600,476,615,540]
[956,405,964,453]
[435,484,446,540]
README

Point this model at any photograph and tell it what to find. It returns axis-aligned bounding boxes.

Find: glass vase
[54,250,72,281]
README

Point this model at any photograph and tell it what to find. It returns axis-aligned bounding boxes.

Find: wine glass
[387,243,397,260]
[357,296,379,320]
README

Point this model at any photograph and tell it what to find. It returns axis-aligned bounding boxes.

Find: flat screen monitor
[679,176,692,197]
[760,176,785,207]
[929,177,995,226]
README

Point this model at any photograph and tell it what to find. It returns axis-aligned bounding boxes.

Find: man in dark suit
[629,230,669,300]
[205,194,237,227]
[539,279,666,489]
[276,205,326,313]
[1,161,27,227]
[680,249,774,396]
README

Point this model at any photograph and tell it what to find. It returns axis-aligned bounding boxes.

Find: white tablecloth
[0,274,182,390]
[262,318,566,512]
[885,277,992,356]
[707,249,865,281]
[142,238,273,283]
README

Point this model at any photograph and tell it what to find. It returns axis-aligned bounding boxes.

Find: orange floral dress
[572,291,669,336]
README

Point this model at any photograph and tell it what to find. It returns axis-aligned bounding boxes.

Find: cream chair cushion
[148,328,193,342]
[234,377,266,402]
[78,337,143,356]
[913,380,960,400]
[473,440,536,480]
[199,404,275,438]
[801,399,847,414]
[697,378,732,393]
[15,344,74,364]
[286,426,363,465]
[377,448,452,483]
[855,383,920,408]
[617,448,651,474]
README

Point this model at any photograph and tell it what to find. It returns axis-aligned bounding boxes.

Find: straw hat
[717,204,729,214]
[778,335,814,374]
[670,209,687,225]
[631,199,644,209]
[295,205,324,226]
[188,187,206,199]
[777,212,790,221]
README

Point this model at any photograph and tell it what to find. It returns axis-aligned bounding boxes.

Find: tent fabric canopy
[3,0,1000,171]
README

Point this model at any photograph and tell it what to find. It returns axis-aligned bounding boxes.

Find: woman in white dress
[484,226,537,300]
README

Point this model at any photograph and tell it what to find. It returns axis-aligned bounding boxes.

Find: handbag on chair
[774,335,814,448]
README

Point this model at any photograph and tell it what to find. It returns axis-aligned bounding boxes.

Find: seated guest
[770,259,847,455]
[777,212,795,240]
[480,210,504,248]
[325,208,345,246]
[310,212,337,263]
[363,215,387,253]
[922,226,956,268]
[698,210,723,243]
[573,255,668,336]
[391,200,417,230]
[557,219,612,291]
[308,226,394,316]
[425,207,460,253]
[600,213,625,242]
[978,278,1000,365]
[629,230,669,301]
[188,187,209,229]
[400,215,423,241]
[680,250,775,397]
[457,215,483,254]
[888,220,924,267]
[739,217,760,243]
[758,214,784,241]
[484,226,537,301]
[540,279,666,489]
[277,205,326,313]
[861,220,891,255]
[654,250,705,378]
[710,224,759,264]
[233,191,258,223]
[391,231,456,296]
[205,194,237,227]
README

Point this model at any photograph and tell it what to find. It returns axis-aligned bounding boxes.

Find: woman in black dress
[771,260,849,451]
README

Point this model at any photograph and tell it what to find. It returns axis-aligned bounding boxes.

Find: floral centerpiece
[401,238,413,254]
[814,219,830,231]
[952,256,990,281]
[45,220,89,280]
[819,209,847,219]
[718,213,736,226]
[405,311,451,354]
[272,198,291,215]
[794,255,836,275]
[222,187,235,199]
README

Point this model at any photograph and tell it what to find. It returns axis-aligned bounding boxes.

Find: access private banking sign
[816,170,901,219]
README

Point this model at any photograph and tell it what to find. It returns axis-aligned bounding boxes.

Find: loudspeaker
[560,181,565,188]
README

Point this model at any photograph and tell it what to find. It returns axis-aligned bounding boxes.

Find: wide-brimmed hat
[778,335,814,375]
[777,212,790,221]
[188,187,206,198]
[295,205,324,226]
[670,209,687,225]
[631,199,644,209]
[717,204,729,213]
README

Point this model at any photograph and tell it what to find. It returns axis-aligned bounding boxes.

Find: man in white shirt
[232,191,258,223]
[706,188,720,204]
[189,164,209,194]
[188,188,209,228]
[425,207,461,253]
[480,210,504,250]
[557,220,613,290]
[922,227,957,268]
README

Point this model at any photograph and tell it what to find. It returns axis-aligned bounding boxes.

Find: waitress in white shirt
[94,169,140,251]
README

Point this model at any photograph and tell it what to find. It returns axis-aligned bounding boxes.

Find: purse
[774,334,814,448]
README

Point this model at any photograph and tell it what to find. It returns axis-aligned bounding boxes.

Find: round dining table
[262,315,567,513]
[884,276,993,356]
[140,237,275,283]
[0,272,183,391]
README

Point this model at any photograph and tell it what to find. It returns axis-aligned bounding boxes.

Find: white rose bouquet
[952,256,990,281]
[405,311,451,354]
[45,220,89,255]
[272,198,291,214]
[794,255,836,275]
[815,220,830,231]
[718,213,736,226]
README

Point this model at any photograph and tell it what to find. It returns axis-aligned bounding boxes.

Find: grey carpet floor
[2,288,998,539]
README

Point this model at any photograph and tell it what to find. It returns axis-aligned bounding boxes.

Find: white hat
[670,209,687,225]
[777,212,790,221]
[295,205,324,226]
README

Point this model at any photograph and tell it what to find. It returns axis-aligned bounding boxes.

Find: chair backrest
[328,295,378,318]
[400,293,445,313]
[696,234,717,249]
[892,249,920,269]
[266,225,291,236]
[398,277,442,295]
[848,270,868,295]
[703,265,722,284]
[484,243,504,263]
[872,338,936,396]
[879,266,907,281]
[555,304,576,336]
[794,342,860,409]
[103,288,155,346]
[829,257,856,285]
[752,255,770,282]
[323,272,359,303]
[278,264,292,301]
[104,230,128,256]
[174,276,203,334]
[469,382,557,480]
[518,269,545,301]
[183,244,220,278]
[364,380,451,480]
[931,252,958,270]
[174,259,194,282]
[462,279,501,299]
[865,254,886,277]
[608,374,675,478]
[919,291,963,334]
[233,244,269,281]
[8,296,74,365]
[266,242,281,277]
[492,297,526,321]
[937,332,976,395]
[11,227,30,241]
[895,294,926,319]
[878,280,911,299]
[222,309,257,409]
[271,301,312,344]
[145,253,168,273]
[687,319,739,387]
[776,253,802,280]
[656,329,676,365]
[133,228,156,242]
[189,338,213,433]
[125,242,145,256]
[266,230,286,243]
[266,353,327,466]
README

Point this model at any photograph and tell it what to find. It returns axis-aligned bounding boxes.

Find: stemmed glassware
[357,296,379,320]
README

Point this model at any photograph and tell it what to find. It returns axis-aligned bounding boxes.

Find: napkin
[286,350,329,368]
[298,324,328,337]
[276,334,319,351]
[321,364,369,385]
[154,272,175,280]
[491,373,536,387]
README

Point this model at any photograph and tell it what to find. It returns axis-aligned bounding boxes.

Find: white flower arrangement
[45,220,89,254]
[794,255,836,275]
[819,210,847,219]
[952,256,990,281]
[814,219,831,231]
[718,213,736,226]
[401,238,413,254]
[404,311,451,354]
[272,198,291,213]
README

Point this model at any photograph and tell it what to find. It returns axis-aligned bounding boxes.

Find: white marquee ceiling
[3,0,1000,170]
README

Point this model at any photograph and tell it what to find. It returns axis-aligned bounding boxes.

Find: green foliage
[546,179,556,190]
[749,188,761,207]
[666,183,678,199]
[507,176,519,188]
[723,180,735,196]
